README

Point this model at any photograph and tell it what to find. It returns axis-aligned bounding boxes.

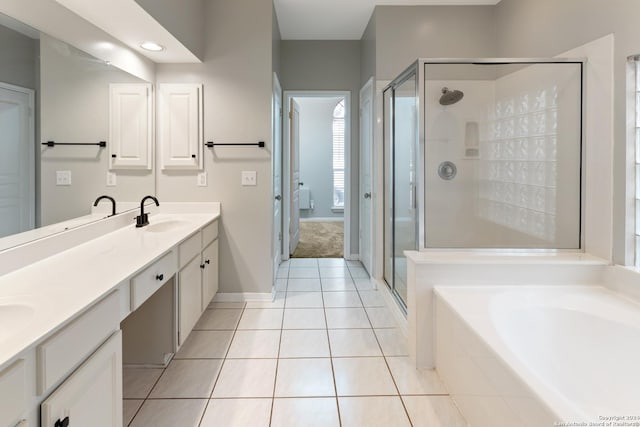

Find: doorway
[283,91,351,260]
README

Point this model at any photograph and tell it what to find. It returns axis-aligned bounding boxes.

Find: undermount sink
[144,220,189,233]
[0,302,35,342]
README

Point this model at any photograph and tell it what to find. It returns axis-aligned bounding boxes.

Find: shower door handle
[275,195,282,201]
[364,192,371,200]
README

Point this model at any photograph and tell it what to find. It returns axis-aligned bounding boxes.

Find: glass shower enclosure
[383,59,584,309]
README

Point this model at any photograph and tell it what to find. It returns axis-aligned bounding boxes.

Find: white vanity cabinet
[177,219,219,346]
[41,331,122,427]
[0,360,27,427]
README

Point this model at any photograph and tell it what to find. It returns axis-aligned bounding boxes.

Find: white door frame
[271,73,283,280]
[0,81,35,232]
[359,77,374,274]
[283,90,351,260]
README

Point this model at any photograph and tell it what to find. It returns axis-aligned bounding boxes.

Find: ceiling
[274,0,501,40]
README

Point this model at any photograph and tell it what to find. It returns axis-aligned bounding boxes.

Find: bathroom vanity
[0,203,220,427]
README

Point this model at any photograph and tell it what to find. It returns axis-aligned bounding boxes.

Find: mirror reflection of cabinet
[109,83,153,170]
[159,83,203,170]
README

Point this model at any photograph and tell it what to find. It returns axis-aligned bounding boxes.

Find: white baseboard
[213,292,273,302]
[345,253,360,261]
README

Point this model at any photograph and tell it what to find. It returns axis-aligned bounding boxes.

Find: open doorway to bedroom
[283,91,350,259]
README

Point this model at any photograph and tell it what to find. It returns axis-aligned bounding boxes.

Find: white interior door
[273,75,283,278]
[289,98,301,254]
[359,79,374,274]
[0,83,34,238]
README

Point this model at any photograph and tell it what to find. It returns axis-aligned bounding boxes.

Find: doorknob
[275,195,282,201]
[298,182,304,186]
[364,192,371,199]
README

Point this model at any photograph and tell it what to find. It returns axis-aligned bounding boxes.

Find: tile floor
[123,258,468,427]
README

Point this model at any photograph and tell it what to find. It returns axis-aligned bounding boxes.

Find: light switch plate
[197,171,208,187]
[106,172,117,186]
[56,170,71,186]
[241,170,257,186]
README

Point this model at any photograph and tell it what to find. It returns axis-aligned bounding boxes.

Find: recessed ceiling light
[140,41,164,52]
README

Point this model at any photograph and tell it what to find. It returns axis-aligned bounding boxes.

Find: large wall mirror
[0,12,155,250]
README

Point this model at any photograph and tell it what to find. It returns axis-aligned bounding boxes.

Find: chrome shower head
[439,87,464,106]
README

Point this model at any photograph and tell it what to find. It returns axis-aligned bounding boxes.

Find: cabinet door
[109,84,153,169]
[201,240,219,310]
[179,256,202,346]
[159,83,203,170]
[41,331,122,427]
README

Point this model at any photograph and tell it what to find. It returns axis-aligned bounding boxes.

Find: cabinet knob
[111,154,116,158]
[200,264,205,269]
[156,273,164,281]
[191,154,196,158]
[55,417,70,427]
[205,259,210,264]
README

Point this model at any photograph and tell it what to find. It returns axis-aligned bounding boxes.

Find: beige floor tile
[123,399,143,426]
[318,258,347,267]
[287,278,322,292]
[274,278,288,292]
[348,267,370,279]
[374,329,409,356]
[237,308,284,329]
[319,267,350,278]
[328,329,381,357]
[175,330,234,359]
[289,267,320,279]
[333,357,397,396]
[403,395,468,427]
[129,399,207,427]
[200,399,272,427]
[358,290,386,307]
[321,277,356,291]
[279,329,330,358]
[325,308,370,329]
[323,292,363,308]
[123,367,164,399]
[208,301,245,309]
[271,398,340,427]
[386,357,447,395]
[227,330,281,358]
[365,307,398,328]
[282,308,326,329]
[354,278,377,291]
[290,258,319,267]
[246,292,285,309]
[275,358,335,397]
[194,308,243,330]
[212,359,277,398]
[276,266,289,278]
[285,291,324,308]
[338,396,411,427]
[149,359,222,398]
[346,260,363,268]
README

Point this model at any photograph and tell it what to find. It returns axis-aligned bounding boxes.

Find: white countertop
[0,209,219,370]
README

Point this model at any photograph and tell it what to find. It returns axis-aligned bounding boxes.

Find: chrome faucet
[93,195,116,217]
[136,195,159,228]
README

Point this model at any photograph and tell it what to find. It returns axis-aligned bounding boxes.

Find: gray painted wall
[297,97,344,220]
[155,0,274,294]
[494,0,640,264]
[280,40,361,254]
[39,34,153,226]
[134,0,205,60]
[272,3,281,77]
[360,12,376,86]
[374,5,497,80]
[0,24,37,89]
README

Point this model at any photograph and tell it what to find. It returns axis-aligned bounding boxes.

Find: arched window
[332,99,345,208]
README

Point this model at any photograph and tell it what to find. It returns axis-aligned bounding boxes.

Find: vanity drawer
[179,231,201,269]
[131,251,176,310]
[202,220,218,248]
[37,291,119,395]
[0,360,26,427]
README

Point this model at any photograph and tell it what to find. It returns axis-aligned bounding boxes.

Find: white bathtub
[434,285,640,426]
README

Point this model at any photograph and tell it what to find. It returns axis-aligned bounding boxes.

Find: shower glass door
[384,67,419,309]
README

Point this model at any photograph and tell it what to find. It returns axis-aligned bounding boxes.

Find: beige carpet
[292,221,343,258]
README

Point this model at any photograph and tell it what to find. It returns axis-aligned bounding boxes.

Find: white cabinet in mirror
[0,12,155,250]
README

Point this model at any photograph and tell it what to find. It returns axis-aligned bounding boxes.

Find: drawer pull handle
[200,264,205,269]
[205,259,210,264]
[156,274,164,281]
[55,417,70,427]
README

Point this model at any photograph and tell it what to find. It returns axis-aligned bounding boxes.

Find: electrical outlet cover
[106,172,117,186]
[241,171,257,186]
[197,172,207,187]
